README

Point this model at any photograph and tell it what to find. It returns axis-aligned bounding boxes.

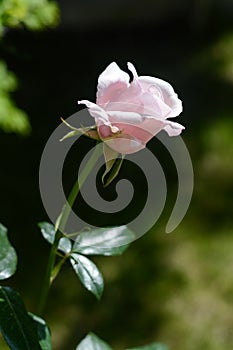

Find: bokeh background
[0,0,233,349]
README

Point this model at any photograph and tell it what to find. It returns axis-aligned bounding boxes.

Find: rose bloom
[79,62,184,154]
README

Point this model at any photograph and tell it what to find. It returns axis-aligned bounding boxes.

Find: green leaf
[0,223,17,280]
[38,222,72,254]
[0,62,31,135]
[70,253,104,300]
[102,143,124,187]
[0,286,41,350]
[72,226,135,256]
[29,313,52,350]
[0,94,31,135]
[127,342,169,350]
[76,332,113,350]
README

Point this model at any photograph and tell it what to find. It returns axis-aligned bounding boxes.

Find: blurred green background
[0,0,233,349]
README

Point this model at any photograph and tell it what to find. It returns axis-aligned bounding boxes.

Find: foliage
[29,313,52,350]
[76,332,113,350]
[199,33,233,83]
[0,223,51,349]
[38,222,134,300]
[0,222,167,349]
[76,332,168,350]
[0,61,30,134]
[0,0,59,134]
[0,224,17,280]
[0,287,41,349]
[0,0,59,35]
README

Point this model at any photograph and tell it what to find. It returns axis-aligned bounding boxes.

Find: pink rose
[78,62,184,154]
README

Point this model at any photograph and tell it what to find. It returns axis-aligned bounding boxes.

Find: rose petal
[106,135,145,155]
[108,110,145,124]
[98,124,113,139]
[97,62,130,106]
[105,80,171,119]
[137,76,183,118]
[78,100,110,125]
[138,90,172,118]
[112,118,163,144]
[163,120,185,136]
[127,62,138,79]
[105,80,144,114]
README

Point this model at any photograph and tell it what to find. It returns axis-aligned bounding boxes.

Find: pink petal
[163,120,185,136]
[112,119,164,145]
[104,80,144,114]
[105,80,171,119]
[97,123,145,154]
[108,111,144,124]
[138,118,165,141]
[98,125,113,139]
[96,62,130,106]
[137,76,183,118]
[78,100,110,125]
[105,135,145,155]
[138,89,172,118]
[127,62,138,79]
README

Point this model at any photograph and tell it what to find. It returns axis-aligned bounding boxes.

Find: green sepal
[60,118,100,141]
[102,143,124,187]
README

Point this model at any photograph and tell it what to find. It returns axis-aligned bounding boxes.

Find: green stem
[37,144,102,315]
[37,229,62,315]
[50,254,68,283]
[59,144,103,231]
